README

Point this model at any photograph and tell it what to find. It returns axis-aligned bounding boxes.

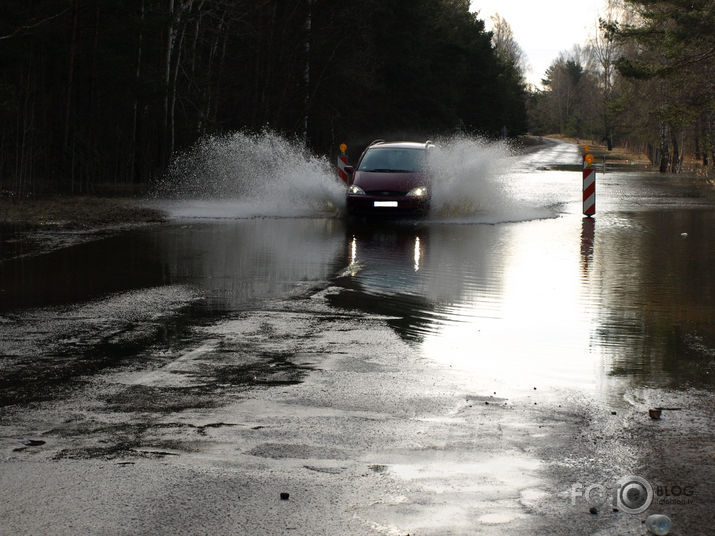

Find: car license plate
[374,201,398,207]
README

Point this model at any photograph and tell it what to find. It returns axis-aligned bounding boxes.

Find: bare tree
[490,13,527,77]
[591,0,628,149]
[536,46,602,138]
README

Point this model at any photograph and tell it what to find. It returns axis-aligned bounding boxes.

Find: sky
[471,0,605,88]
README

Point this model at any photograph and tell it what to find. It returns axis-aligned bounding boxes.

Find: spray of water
[153,130,555,222]
[428,135,556,223]
[153,130,345,219]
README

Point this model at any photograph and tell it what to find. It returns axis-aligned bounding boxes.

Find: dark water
[1,211,713,394]
[0,219,344,312]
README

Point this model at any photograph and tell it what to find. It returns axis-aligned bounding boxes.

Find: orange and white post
[582,146,595,216]
[337,143,349,183]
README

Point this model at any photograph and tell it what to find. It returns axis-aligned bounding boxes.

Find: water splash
[153,130,345,219]
[153,131,557,222]
[429,135,557,223]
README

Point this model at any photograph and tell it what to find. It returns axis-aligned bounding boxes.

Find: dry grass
[542,134,651,166]
[546,134,711,176]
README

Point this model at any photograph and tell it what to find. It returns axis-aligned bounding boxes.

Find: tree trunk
[695,122,701,162]
[670,126,679,173]
[87,2,101,193]
[659,122,669,173]
[203,8,225,133]
[169,22,187,160]
[207,15,229,130]
[163,0,176,168]
[303,0,312,146]
[706,111,713,167]
[130,0,145,183]
[64,0,80,149]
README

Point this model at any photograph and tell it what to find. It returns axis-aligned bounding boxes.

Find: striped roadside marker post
[583,146,595,216]
[337,143,349,183]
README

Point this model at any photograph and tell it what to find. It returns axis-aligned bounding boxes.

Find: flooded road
[1,139,713,535]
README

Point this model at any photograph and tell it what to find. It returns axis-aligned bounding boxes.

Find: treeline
[528,0,713,173]
[0,0,527,197]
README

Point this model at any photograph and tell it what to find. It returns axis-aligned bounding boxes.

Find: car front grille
[364,190,405,196]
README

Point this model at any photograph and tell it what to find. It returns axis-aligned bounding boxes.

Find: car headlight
[406,186,427,197]
[348,185,366,195]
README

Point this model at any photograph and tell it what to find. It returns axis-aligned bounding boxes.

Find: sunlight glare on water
[419,219,602,397]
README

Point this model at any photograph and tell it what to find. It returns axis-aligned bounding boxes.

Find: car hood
[352,171,428,193]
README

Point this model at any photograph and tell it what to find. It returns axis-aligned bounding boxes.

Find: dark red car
[345,140,434,217]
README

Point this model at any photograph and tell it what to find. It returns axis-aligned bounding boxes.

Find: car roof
[367,141,434,150]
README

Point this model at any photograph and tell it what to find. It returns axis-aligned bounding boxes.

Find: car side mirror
[344,165,355,184]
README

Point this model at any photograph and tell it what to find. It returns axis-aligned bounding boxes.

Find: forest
[528,0,713,173]
[1,0,526,196]
[0,0,712,196]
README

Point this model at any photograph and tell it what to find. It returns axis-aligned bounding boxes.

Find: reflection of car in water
[345,140,433,217]
[331,223,432,341]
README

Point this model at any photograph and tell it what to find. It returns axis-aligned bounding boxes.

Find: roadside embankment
[0,197,168,263]
[0,197,166,230]
[542,134,653,170]
[544,134,713,180]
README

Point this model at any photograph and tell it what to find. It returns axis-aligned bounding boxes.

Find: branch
[0,8,71,40]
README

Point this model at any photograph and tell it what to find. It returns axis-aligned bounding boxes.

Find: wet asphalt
[1,139,713,535]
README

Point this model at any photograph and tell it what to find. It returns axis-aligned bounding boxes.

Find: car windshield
[357,148,426,173]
